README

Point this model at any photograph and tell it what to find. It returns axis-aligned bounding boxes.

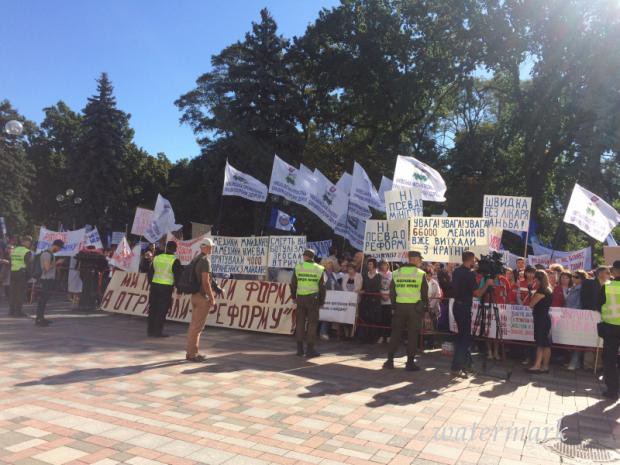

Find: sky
[1,0,340,161]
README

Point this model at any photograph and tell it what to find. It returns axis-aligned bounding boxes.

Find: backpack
[30,252,44,280]
[177,255,202,294]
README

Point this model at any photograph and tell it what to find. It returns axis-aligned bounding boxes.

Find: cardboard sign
[482,195,532,232]
[319,291,358,324]
[384,189,423,220]
[363,219,408,262]
[131,207,154,237]
[101,272,295,334]
[268,236,306,269]
[210,236,270,275]
[448,301,601,347]
[409,217,490,263]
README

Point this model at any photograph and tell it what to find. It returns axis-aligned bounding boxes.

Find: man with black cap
[383,251,428,371]
[598,260,620,400]
[9,235,32,317]
[291,248,325,357]
[146,240,181,337]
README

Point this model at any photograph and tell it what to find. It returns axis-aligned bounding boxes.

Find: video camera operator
[450,251,494,378]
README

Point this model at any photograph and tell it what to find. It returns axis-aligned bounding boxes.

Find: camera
[477,252,505,279]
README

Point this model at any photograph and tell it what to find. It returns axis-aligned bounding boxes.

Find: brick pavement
[0,300,618,465]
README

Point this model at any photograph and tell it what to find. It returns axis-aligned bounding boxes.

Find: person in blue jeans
[450,251,493,378]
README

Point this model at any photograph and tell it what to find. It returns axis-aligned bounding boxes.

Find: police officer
[9,236,33,318]
[291,249,325,358]
[599,260,620,400]
[383,251,428,371]
[147,241,182,337]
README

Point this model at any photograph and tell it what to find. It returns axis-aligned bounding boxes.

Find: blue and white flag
[306,169,349,230]
[307,240,332,258]
[223,160,268,202]
[268,155,314,207]
[392,155,447,202]
[269,208,296,232]
[563,184,620,242]
[350,162,384,214]
[144,194,182,243]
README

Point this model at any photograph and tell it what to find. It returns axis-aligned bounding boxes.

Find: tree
[0,100,33,234]
[75,73,134,229]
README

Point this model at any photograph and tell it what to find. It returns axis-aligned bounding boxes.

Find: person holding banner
[382,251,428,372]
[291,249,326,358]
[146,241,181,337]
[9,236,32,318]
[598,260,620,400]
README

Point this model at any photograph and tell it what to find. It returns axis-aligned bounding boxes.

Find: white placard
[483,195,531,232]
[363,219,409,262]
[268,236,306,269]
[385,189,423,220]
[320,291,358,324]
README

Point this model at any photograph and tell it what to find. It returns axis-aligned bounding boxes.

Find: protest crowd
[1,154,620,400]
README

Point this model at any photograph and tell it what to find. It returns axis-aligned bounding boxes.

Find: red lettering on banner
[249,306,264,329]
[271,308,283,329]
[114,291,127,310]
[101,290,112,308]
[123,292,141,311]
[134,295,148,312]
[239,305,250,328]
[215,304,225,324]
[245,282,260,301]
[228,304,239,326]
[121,274,133,287]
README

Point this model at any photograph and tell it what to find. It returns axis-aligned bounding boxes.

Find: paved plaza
[0,301,618,465]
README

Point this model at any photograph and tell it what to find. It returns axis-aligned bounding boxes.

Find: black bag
[177,255,202,295]
[30,252,44,280]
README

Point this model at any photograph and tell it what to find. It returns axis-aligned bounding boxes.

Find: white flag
[563,184,620,242]
[110,237,138,272]
[222,161,268,202]
[378,176,393,203]
[300,163,314,176]
[392,155,447,202]
[143,194,182,243]
[350,162,384,216]
[335,172,353,195]
[306,169,349,230]
[268,155,313,207]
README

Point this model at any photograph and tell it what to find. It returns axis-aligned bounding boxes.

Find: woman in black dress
[526,270,553,373]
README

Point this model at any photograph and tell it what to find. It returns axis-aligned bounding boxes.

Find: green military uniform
[384,261,429,370]
[9,245,31,316]
[291,251,325,357]
[600,277,620,398]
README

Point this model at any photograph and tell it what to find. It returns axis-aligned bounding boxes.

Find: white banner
[483,195,531,232]
[268,155,313,207]
[563,183,620,242]
[101,272,295,335]
[385,189,423,220]
[36,227,86,257]
[409,217,491,263]
[488,227,503,253]
[350,162,384,213]
[344,214,367,251]
[131,207,153,237]
[392,155,447,202]
[144,194,182,243]
[306,169,349,230]
[527,247,592,271]
[378,176,392,203]
[166,233,209,266]
[210,236,270,275]
[223,161,268,202]
[448,301,601,347]
[267,236,306,269]
[111,232,125,245]
[319,291,358,324]
[109,237,139,272]
[363,219,408,262]
[335,172,352,195]
[84,227,104,251]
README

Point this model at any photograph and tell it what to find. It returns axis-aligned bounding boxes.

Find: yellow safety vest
[152,254,176,286]
[602,281,620,325]
[295,261,324,296]
[11,246,30,272]
[393,266,425,303]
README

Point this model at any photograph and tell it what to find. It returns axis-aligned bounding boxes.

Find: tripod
[472,279,506,366]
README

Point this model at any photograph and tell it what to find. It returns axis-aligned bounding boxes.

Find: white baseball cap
[200,238,214,247]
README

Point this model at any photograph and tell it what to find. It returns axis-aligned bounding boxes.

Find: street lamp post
[56,189,83,230]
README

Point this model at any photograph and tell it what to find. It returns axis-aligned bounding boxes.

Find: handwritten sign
[210,236,269,275]
[319,290,358,324]
[363,219,408,262]
[409,217,490,263]
[268,236,306,269]
[101,271,295,334]
[130,207,154,237]
[384,189,423,220]
[483,195,531,232]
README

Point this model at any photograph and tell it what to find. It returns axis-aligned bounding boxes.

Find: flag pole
[259,195,271,236]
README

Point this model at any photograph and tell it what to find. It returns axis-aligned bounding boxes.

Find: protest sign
[483,195,531,232]
[109,237,138,272]
[131,207,153,237]
[101,272,295,335]
[527,247,591,271]
[488,227,503,252]
[307,240,332,258]
[267,236,306,269]
[210,236,270,275]
[363,219,408,262]
[604,246,620,266]
[409,217,490,263]
[385,189,423,220]
[319,291,358,325]
[36,227,86,256]
[448,301,601,347]
[84,227,104,251]
[166,233,208,265]
[111,231,125,245]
